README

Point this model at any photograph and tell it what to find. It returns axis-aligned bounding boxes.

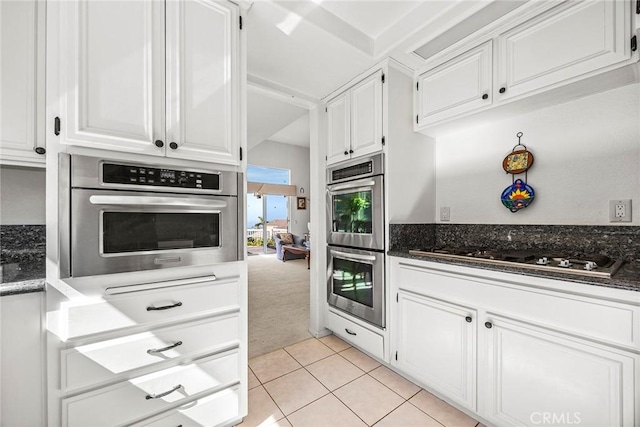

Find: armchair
[274,233,306,261]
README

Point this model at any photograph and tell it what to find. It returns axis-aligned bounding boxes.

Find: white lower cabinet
[395,291,476,409]
[48,270,246,427]
[326,309,385,361]
[482,315,638,427]
[63,351,239,427]
[390,258,640,427]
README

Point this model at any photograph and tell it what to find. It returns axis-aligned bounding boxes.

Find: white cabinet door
[326,92,350,165]
[482,315,638,427]
[416,41,492,125]
[350,70,383,158]
[395,291,476,409]
[496,0,631,100]
[57,0,165,155]
[0,0,46,166]
[166,0,239,165]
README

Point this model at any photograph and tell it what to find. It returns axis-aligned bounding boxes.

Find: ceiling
[246,0,505,151]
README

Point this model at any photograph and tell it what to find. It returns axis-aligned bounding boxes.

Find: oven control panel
[102,163,220,190]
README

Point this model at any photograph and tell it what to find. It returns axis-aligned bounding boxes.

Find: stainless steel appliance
[326,154,384,250]
[408,247,624,278]
[59,154,243,278]
[327,246,385,328]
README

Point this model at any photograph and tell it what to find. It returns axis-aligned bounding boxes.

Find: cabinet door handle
[481,94,488,100]
[147,301,183,311]
[154,140,164,148]
[34,147,46,155]
[499,87,506,94]
[169,142,178,150]
[349,149,354,154]
[485,321,493,329]
[345,328,357,336]
[145,384,182,400]
[344,150,349,155]
[147,341,183,355]
[465,316,473,323]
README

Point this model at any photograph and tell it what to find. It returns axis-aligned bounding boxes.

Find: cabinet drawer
[61,278,239,340]
[62,314,240,391]
[326,310,384,360]
[137,386,240,427]
[63,351,240,427]
[398,263,640,350]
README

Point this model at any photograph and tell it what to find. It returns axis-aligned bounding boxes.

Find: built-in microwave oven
[326,154,384,250]
[59,154,243,278]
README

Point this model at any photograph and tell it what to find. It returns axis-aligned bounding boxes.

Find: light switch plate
[440,206,451,222]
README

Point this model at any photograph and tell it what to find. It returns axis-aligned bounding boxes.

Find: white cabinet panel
[59,0,165,154]
[396,291,476,409]
[166,0,239,164]
[350,70,383,158]
[417,42,492,125]
[0,0,46,166]
[497,0,631,100]
[62,314,240,391]
[138,386,240,427]
[326,93,350,165]
[64,351,239,427]
[483,316,638,427]
[326,310,384,360]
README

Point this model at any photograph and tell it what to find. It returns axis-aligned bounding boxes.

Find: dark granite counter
[0,278,46,297]
[388,249,640,293]
[1,225,46,296]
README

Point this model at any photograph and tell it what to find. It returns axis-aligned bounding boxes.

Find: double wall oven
[326,154,385,328]
[59,154,243,278]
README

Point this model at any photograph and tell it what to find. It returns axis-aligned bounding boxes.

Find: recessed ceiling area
[246,0,514,149]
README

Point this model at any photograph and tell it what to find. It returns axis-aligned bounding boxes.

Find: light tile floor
[240,336,483,427]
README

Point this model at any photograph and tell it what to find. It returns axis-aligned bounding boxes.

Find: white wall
[0,166,46,225]
[436,84,640,225]
[248,139,311,236]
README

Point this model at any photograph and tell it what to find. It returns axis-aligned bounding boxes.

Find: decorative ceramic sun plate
[501,179,535,212]
[503,149,534,174]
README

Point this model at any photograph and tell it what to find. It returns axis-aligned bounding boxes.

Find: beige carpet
[248,254,312,359]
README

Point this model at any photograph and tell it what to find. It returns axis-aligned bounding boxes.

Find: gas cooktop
[408,247,624,278]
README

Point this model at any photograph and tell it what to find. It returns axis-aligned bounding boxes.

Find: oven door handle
[327,179,376,192]
[330,249,376,262]
[89,195,228,209]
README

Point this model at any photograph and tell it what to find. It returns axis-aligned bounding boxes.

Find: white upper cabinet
[326,70,383,165]
[51,0,240,165]
[326,93,350,164]
[496,0,631,100]
[416,42,492,125]
[415,0,636,131]
[0,0,46,167]
[165,0,239,163]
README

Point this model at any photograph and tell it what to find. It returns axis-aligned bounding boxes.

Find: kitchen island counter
[388,250,640,293]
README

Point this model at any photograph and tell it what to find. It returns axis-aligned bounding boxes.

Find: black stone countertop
[388,250,640,293]
[0,278,46,297]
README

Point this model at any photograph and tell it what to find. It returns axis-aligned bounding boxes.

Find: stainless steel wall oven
[326,154,385,328]
[59,154,243,278]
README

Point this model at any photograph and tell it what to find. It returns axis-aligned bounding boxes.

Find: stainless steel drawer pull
[147,301,183,311]
[345,328,357,336]
[147,341,183,355]
[145,384,182,400]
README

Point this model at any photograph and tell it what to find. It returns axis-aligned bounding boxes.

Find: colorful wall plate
[503,150,534,174]
[501,179,535,212]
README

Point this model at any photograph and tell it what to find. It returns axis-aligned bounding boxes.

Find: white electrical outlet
[609,200,632,222]
[440,206,451,222]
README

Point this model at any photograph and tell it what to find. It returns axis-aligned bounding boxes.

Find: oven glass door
[102,212,220,254]
[327,246,384,328]
[327,175,384,250]
[69,189,238,277]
